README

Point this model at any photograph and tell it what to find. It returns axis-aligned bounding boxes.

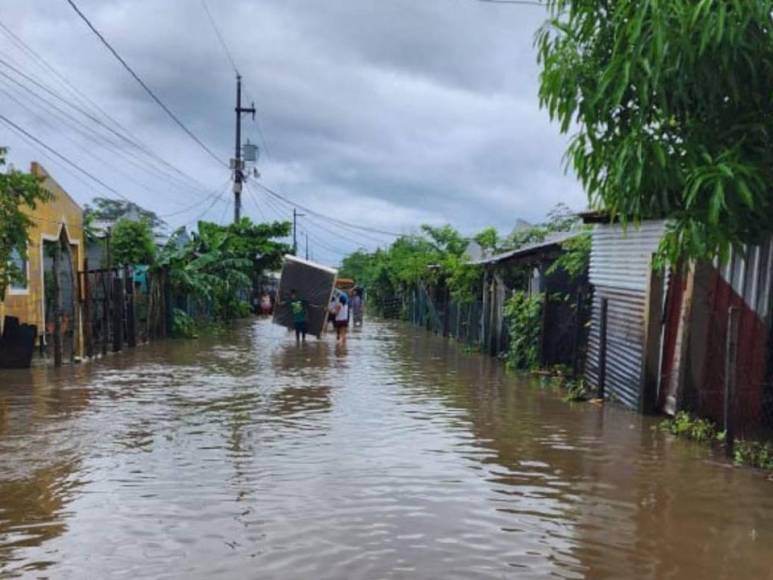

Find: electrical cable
[158,179,231,218]
[187,181,232,226]
[255,181,402,239]
[201,0,239,75]
[0,17,224,195]
[0,113,132,201]
[65,0,228,168]
[0,54,216,198]
[0,74,187,201]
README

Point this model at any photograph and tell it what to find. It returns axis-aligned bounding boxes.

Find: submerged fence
[78,265,173,359]
[405,286,485,348]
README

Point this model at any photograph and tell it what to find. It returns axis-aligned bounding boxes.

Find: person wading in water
[289,289,308,344]
[335,293,349,345]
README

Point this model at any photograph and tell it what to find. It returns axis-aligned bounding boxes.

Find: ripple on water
[1,319,773,579]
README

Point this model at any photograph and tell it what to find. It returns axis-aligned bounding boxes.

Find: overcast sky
[0,0,585,265]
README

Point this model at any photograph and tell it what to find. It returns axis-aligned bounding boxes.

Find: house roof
[470,230,578,266]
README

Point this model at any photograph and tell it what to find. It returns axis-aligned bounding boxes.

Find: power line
[0,113,131,201]
[64,0,228,168]
[159,179,231,218]
[254,182,403,238]
[247,182,383,250]
[0,32,233,216]
[0,53,214,198]
[188,181,232,226]
[201,0,239,75]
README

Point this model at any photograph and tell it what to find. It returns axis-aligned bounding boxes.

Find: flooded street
[1,319,773,579]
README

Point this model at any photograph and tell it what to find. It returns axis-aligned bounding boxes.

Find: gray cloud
[0,0,585,265]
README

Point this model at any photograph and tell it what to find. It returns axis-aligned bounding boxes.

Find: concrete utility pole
[292,208,305,256]
[232,74,255,223]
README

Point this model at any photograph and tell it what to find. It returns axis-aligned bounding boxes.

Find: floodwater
[1,320,773,579]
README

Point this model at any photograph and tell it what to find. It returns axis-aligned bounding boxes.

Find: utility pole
[305,232,309,261]
[232,74,255,223]
[292,208,305,255]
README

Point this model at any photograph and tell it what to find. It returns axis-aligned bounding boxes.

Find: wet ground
[1,318,773,579]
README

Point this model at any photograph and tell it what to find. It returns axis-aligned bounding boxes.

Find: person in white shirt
[335,293,349,344]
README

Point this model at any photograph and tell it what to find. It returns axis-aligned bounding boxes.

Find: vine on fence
[503,290,544,370]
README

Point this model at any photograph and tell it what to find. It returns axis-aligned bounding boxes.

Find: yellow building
[1,162,85,356]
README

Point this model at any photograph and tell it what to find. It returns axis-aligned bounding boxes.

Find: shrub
[503,291,544,370]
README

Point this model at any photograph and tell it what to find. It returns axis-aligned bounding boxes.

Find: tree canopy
[537,0,773,261]
[0,149,51,299]
[84,197,165,231]
[111,218,156,266]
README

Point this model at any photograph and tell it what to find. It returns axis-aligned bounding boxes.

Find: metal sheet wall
[585,221,666,409]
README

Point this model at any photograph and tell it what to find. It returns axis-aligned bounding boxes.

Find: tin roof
[470,231,578,266]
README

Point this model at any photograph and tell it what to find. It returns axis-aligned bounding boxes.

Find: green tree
[0,149,51,299]
[537,1,773,262]
[84,197,165,231]
[474,227,499,252]
[155,218,291,322]
[111,218,156,266]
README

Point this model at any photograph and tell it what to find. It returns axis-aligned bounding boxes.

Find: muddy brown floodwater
[1,319,773,579]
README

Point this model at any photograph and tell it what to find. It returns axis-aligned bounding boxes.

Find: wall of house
[585,221,666,409]
[2,163,84,341]
[678,239,773,439]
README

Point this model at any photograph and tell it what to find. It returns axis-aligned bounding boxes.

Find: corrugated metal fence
[585,221,666,409]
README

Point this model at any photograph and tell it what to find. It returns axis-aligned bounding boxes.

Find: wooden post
[724,306,740,457]
[83,260,93,358]
[597,297,609,399]
[125,266,136,347]
[640,256,664,415]
[442,286,450,338]
[52,237,63,367]
[112,272,123,352]
[67,244,77,363]
[101,272,109,356]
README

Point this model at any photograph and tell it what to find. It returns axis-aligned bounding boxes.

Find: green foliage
[537,1,773,263]
[562,378,590,402]
[340,224,498,315]
[474,226,499,252]
[172,308,198,339]
[547,228,591,279]
[84,197,165,231]
[505,203,579,251]
[503,290,544,370]
[658,411,719,443]
[734,440,773,471]
[155,218,290,322]
[0,149,52,299]
[111,218,156,266]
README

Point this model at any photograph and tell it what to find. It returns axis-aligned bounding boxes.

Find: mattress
[272,255,337,338]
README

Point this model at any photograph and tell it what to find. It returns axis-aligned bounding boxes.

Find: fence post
[52,237,63,367]
[640,257,664,414]
[101,272,109,356]
[83,260,93,358]
[125,266,136,348]
[112,271,123,352]
[724,306,740,457]
[597,297,609,399]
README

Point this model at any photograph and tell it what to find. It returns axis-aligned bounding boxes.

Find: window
[10,246,28,291]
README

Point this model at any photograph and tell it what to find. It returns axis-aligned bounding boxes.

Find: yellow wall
[2,163,84,349]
